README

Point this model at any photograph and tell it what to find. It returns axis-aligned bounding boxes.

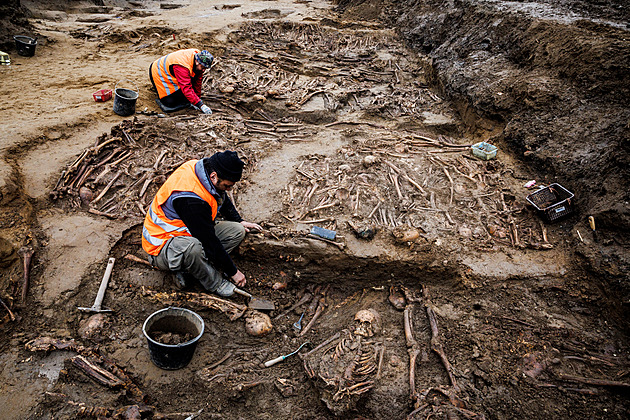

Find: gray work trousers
[148,221,246,291]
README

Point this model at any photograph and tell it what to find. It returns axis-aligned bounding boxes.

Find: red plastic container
[93,89,112,102]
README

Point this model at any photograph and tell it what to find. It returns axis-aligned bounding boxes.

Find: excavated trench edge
[240,238,550,287]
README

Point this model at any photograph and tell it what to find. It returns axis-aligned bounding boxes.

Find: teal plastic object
[471,142,498,160]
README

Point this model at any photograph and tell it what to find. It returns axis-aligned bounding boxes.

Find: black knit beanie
[205,151,244,182]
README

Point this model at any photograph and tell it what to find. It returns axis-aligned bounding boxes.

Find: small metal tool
[264,341,310,367]
[293,311,305,332]
[233,286,275,311]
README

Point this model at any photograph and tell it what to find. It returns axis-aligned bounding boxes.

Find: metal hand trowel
[233,287,275,311]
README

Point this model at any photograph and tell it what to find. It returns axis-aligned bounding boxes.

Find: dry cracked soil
[0,0,628,419]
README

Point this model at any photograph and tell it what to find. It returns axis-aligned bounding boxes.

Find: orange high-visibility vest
[150,49,199,99]
[142,160,218,256]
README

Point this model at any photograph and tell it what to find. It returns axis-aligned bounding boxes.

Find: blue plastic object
[310,226,336,240]
[293,311,305,331]
[471,142,498,160]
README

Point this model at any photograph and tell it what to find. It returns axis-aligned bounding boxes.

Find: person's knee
[219,222,246,253]
[179,237,207,273]
[234,222,246,242]
[187,237,205,258]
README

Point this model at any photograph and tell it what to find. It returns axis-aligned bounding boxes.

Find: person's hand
[231,270,246,287]
[241,221,262,232]
[200,104,212,115]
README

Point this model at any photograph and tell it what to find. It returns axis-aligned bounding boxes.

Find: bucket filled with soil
[142,307,204,370]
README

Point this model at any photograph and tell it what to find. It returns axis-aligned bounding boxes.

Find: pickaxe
[78,257,115,313]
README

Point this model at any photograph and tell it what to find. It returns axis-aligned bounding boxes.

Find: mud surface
[0,1,628,419]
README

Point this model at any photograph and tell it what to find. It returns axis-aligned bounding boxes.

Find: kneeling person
[149,48,214,114]
[142,151,262,296]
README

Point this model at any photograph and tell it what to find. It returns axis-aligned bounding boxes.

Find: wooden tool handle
[233,287,252,299]
[94,258,115,309]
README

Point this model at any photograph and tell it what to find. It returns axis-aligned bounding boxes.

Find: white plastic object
[264,355,286,367]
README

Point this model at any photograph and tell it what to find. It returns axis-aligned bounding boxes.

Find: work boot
[173,271,191,290]
[213,278,236,297]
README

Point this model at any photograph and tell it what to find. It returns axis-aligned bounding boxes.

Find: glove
[200,104,212,115]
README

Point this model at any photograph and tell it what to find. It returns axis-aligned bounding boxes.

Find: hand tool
[233,286,275,311]
[293,311,305,332]
[264,341,310,367]
[78,257,115,313]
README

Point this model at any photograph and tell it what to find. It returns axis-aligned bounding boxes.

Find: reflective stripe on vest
[142,225,162,247]
[142,160,218,255]
[156,54,176,96]
[141,209,190,246]
[150,49,199,99]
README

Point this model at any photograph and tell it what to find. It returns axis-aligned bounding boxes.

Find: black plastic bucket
[142,307,204,370]
[14,36,37,57]
[113,80,139,116]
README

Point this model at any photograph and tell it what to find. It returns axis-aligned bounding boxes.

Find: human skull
[362,155,379,168]
[353,308,381,337]
[244,310,273,336]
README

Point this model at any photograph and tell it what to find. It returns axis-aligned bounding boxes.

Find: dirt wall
[337,0,630,294]
[1,2,629,418]
[0,0,33,51]
[0,0,107,51]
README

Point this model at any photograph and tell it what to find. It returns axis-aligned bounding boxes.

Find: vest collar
[195,159,224,203]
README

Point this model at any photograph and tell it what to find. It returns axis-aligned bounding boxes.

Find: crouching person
[142,151,262,297]
[149,48,214,114]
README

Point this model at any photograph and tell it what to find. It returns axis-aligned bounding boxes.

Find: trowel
[233,287,275,311]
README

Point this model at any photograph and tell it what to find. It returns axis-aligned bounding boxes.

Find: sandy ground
[2,0,334,306]
[0,1,628,419]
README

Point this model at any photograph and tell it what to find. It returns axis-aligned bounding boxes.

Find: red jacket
[151,49,204,106]
[172,64,203,106]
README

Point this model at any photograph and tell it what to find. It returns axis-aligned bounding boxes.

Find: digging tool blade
[249,297,275,311]
[233,287,275,311]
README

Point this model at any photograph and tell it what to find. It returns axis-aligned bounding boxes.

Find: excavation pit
[4,1,628,419]
[81,235,626,419]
